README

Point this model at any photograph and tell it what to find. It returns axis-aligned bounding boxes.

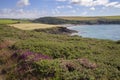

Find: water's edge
[66,24,120,41]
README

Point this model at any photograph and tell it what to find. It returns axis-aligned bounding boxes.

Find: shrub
[116,40,120,44]
[77,58,97,69]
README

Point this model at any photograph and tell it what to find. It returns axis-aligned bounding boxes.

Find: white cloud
[70,0,109,7]
[106,2,120,8]
[56,0,120,8]
[81,11,88,16]
[17,0,30,7]
[115,4,120,8]
[52,9,60,15]
[71,10,76,13]
[57,5,73,9]
[93,0,109,6]
[56,0,66,2]
[0,8,42,19]
[90,7,95,10]
[57,6,65,9]
[67,5,73,8]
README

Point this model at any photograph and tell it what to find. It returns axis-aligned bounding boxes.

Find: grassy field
[10,23,60,30]
[103,16,120,20]
[59,16,100,21]
[0,19,18,24]
[0,19,31,24]
[59,16,120,21]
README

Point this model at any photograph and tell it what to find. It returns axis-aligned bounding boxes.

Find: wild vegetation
[0,23,120,80]
[33,16,120,25]
[34,27,77,34]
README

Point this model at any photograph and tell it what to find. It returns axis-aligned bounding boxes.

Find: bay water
[68,25,120,41]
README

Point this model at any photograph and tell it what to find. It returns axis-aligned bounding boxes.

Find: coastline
[34,26,78,35]
[61,24,120,27]
[65,24,120,41]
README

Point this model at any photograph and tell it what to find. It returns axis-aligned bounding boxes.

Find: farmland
[0,19,18,24]
[0,19,31,24]
[59,16,120,21]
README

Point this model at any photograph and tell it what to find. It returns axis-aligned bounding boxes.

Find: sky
[0,0,120,19]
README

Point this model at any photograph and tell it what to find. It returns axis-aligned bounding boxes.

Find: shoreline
[64,24,120,41]
[34,26,78,35]
[61,24,120,27]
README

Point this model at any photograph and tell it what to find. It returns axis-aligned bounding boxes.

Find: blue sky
[0,0,120,18]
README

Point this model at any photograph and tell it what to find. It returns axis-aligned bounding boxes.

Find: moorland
[0,16,120,80]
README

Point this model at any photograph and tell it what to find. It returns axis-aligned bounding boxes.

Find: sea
[68,25,120,41]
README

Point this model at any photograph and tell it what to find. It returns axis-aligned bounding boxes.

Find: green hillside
[59,16,120,21]
[0,24,120,80]
[33,16,120,25]
[0,19,31,24]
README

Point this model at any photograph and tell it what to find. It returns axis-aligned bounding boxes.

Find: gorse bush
[0,24,120,80]
[116,40,120,44]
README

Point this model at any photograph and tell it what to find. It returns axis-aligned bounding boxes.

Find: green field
[59,16,120,21]
[0,19,31,24]
[0,23,120,80]
[0,19,18,24]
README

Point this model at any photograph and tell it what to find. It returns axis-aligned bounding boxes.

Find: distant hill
[33,16,120,25]
[58,16,120,21]
[32,17,70,24]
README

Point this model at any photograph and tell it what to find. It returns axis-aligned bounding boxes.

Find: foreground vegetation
[0,24,120,80]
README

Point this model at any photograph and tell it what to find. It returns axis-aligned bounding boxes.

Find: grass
[0,19,31,25]
[0,19,18,24]
[59,16,120,21]
[0,24,120,80]
[59,16,100,21]
[103,16,120,20]
[10,23,60,30]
